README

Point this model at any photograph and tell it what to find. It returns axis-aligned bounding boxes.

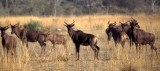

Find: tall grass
[0,14,159,71]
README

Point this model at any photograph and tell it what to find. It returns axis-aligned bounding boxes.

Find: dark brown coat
[129,19,157,57]
[10,24,47,54]
[120,22,133,47]
[106,22,129,48]
[64,21,100,60]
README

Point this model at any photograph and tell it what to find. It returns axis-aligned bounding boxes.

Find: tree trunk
[151,0,157,12]
[54,0,59,17]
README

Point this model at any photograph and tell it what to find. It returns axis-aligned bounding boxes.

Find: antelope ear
[108,21,110,24]
[119,21,123,24]
[136,25,140,28]
[71,24,75,26]
[113,22,116,25]
[0,26,2,29]
[10,24,13,27]
[131,17,134,20]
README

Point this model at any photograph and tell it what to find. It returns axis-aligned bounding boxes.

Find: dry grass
[0,14,160,71]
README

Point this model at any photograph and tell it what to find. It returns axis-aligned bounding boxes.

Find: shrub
[24,20,42,30]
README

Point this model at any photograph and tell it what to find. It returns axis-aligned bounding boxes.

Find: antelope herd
[0,18,158,61]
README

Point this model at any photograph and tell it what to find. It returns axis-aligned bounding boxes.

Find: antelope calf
[0,26,17,61]
[45,33,67,49]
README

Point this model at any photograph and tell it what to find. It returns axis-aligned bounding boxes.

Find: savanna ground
[0,14,160,71]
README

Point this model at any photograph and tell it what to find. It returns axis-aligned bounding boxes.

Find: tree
[151,0,158,12]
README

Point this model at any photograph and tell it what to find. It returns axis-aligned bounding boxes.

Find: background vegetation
[0,0,160,71]
[0,0,160,16]
[24,20,42,30]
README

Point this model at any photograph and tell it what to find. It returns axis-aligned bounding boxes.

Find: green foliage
[0,0,160,16]
[24,20,42,30]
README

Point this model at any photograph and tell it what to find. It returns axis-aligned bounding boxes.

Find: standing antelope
[10,23,47,54]
[45,32,67,50]
[129,18,158,58]
[45,32,68,56]
[0,26,17,61]
[64,21,100,60]
[106,22,129,48]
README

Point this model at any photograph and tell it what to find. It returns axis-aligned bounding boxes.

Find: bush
[24,20,42,30]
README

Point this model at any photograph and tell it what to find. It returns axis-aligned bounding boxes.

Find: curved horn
[71,20,75,24]
[119,21,122,24]
[64,20,67,25]
[10,24,13,26]
[108,21,110,24]
[131,17,136,21]
[131,17,134,20]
